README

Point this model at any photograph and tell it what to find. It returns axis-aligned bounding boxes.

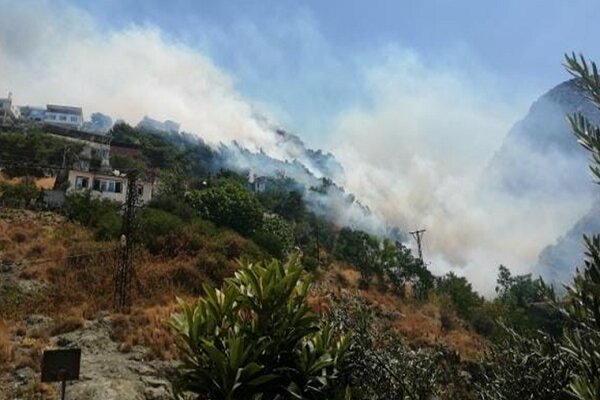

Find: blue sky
[68,0,600,144]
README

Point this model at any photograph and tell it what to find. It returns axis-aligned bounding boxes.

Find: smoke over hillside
[1,0,594,293]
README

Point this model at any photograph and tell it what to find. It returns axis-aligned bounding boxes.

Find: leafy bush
[186,182,264,236]
[170,256,351,399]
[253,214,294,258]
[325,294,467,399]
[435,272,483,320]
[475,327,573,400]
[137,208,184,255]
[0,181,40,208]
[63,191,121,240]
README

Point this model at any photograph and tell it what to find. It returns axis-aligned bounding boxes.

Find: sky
[67,0,600,146]
[2,0,599,292]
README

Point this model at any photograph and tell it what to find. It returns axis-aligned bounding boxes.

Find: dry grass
[0,322,14,371]
[109,303,183,360]
[49,316,85,336]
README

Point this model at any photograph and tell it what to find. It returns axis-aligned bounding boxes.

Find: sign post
[41,348,81,400]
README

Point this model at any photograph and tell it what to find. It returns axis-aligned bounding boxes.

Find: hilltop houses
[44,104,84,130]
[0,93,156,205]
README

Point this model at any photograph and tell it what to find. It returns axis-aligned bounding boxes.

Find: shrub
[63,191,121,240]
[0,181,40,208]
[475,327,573,400]
[170,256,351,399]
[137,208,184,255]
[185,182,264,236]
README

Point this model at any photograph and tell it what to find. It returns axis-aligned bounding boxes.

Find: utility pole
[114,170,139,312]
[409,229,426,262]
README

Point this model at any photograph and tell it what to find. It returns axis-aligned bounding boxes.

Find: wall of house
[66,170,154,205]
[44,112,83,129]
[67,170,127,203]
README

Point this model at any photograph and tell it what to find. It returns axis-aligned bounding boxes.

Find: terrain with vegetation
[1,55,600,400]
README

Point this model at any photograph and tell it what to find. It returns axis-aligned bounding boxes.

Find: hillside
[0,208,485,399]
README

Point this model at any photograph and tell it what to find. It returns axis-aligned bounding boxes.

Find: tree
[436,272,483,319]
[334,228,380,287]
[170,256,351,399]
[186,182,264,236]
[558,53,600,400]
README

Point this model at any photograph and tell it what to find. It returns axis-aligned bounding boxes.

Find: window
[49,114,56,120]
[75,176,89,189]
[92,178,122,193]
[70,116,77,122]
[137,185,144,196]
[59,115,67,121]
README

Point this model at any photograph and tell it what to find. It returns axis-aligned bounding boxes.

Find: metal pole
[61,379,66,400]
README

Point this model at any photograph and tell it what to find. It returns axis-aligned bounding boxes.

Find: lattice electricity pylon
[114,170,140,312]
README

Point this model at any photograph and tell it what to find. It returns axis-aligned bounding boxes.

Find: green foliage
[63,191,121,240]
[170,256,351,399]
[476,327,573,400]
[186,182,264,236]
[253,214,294,259]
[326,295,468,399]
[561,236,600,400]
[109,154,147,176]
[137,208,184,255]
[550,53,600,399]
[490,265,564,337]
[435,272,483,319]
[110,122,214,176]
[0,181,40,208]
[334,228,381,288]
[0,131,83,177]
[155,167,188,199]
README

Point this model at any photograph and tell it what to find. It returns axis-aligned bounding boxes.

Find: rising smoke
[0,0,590,294]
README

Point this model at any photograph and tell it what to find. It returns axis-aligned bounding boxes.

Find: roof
[46,104,83,116]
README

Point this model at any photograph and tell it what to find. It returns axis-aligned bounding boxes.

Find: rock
[25,314,54,330]
[12,367,34,385]
[144,386,172,400]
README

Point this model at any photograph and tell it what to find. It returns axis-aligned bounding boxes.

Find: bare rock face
[2,316,175,400]
[54,318,174,400]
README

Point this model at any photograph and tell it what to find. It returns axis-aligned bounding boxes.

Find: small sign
[41,348,81,383]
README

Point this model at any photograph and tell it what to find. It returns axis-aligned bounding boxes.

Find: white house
[67,170,154,204]
[44,104,84,129]
[0,94,21,124]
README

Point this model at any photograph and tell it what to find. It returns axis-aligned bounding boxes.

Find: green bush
[0,181,40,208]
[137,208,184,255]
[186,182,264,236]
[475,327,573,400]
[170,256,351,399]
[435,272,483,320]
[63,191,121,240]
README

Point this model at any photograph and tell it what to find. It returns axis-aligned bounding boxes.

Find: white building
[44,104,84,129]
[0,94,21,124]
[67,170,154,204]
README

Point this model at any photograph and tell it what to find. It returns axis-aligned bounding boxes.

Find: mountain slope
[485,79,599,199]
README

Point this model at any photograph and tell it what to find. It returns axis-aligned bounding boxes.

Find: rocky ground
[0,209,176,399]
[1,314,175,400]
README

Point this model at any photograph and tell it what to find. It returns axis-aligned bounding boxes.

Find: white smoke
[328,52,593,294]
[1,1,591,294]
[0,0,280,153]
